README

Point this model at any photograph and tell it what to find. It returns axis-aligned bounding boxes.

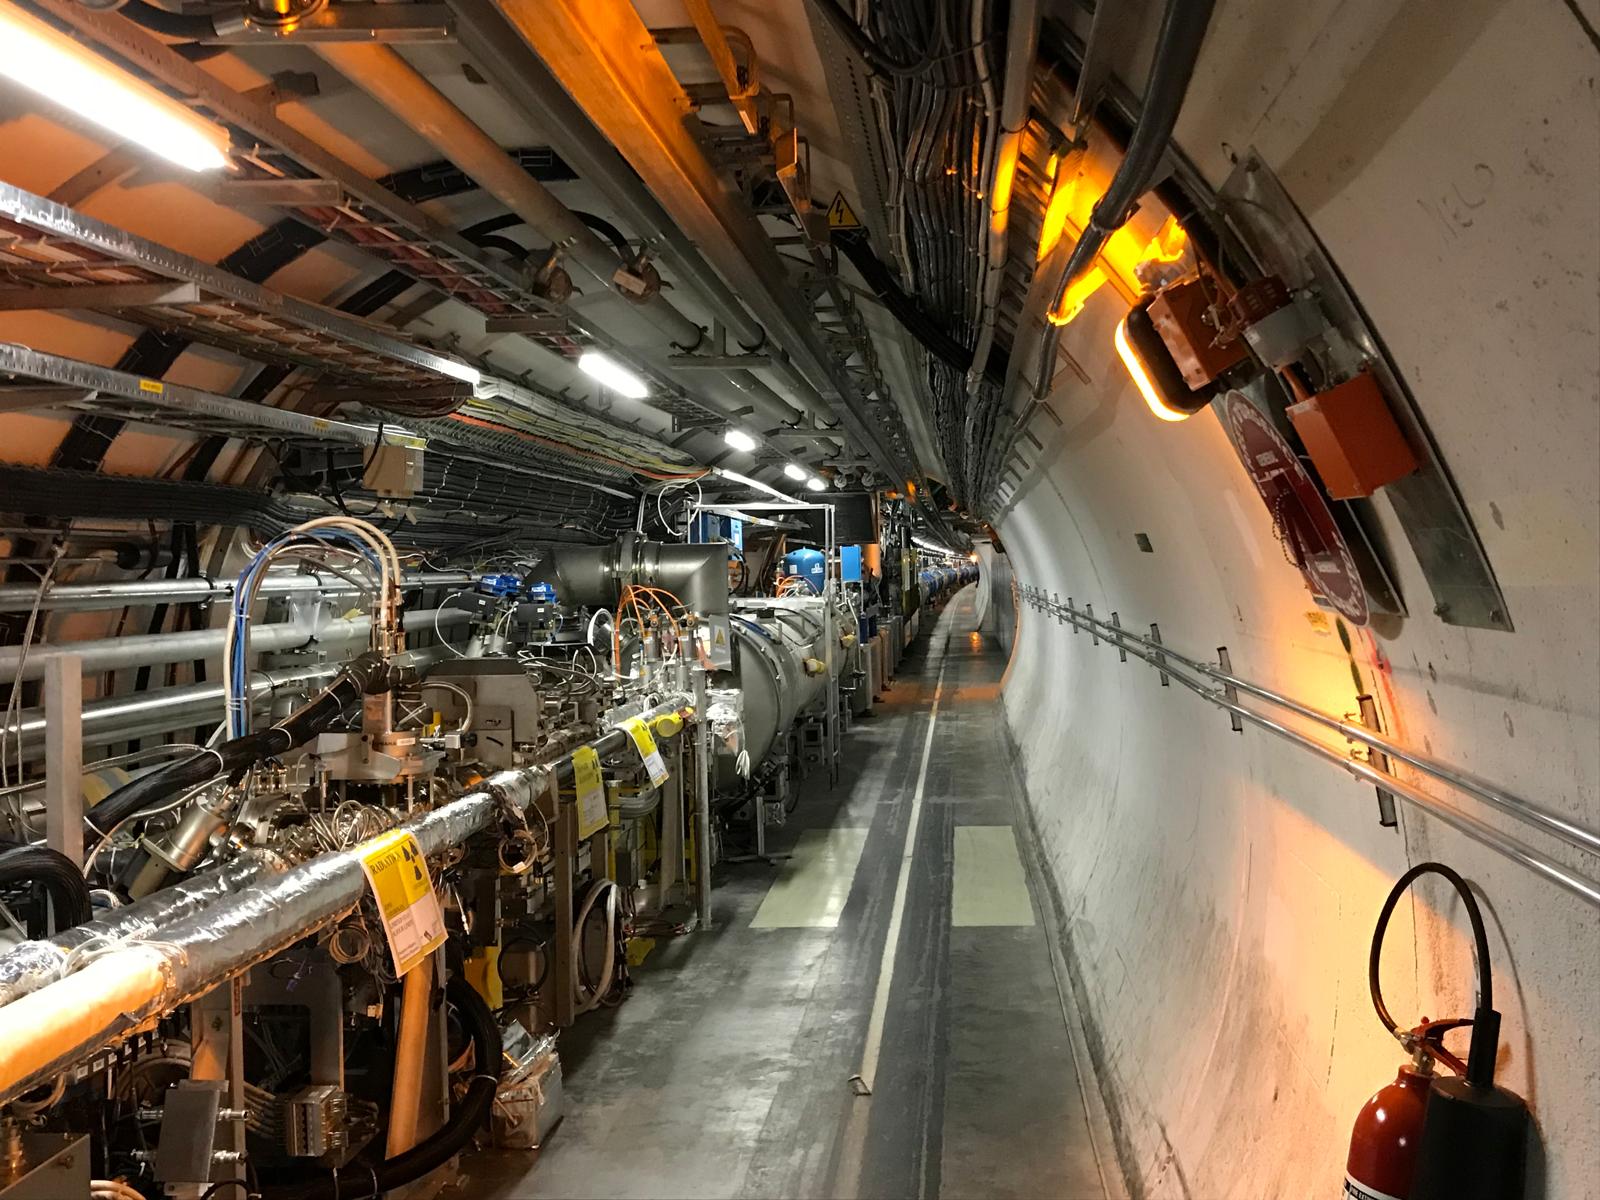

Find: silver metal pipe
[1020,589,1600,908]
[3,648,448,763]
[0,696,692,1105]
[0,570,472,614]
[1032,590,1600,859]
[0,607,471,680]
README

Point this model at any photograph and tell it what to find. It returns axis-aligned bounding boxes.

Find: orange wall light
[1115,314,1191,423]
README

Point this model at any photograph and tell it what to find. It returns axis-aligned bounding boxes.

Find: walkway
[464,586,1110,1199]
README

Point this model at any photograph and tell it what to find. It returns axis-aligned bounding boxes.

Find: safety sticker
[358,829,447,976]
[825,191,861,230]
[572,745,608,840]
[137,378,164,395]
[621,717,670,787]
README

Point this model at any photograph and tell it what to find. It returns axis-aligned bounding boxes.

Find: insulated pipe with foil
[0,853,278,1008]
[0,697,691,1106]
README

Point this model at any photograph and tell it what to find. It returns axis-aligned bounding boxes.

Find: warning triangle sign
[825,191,862,231]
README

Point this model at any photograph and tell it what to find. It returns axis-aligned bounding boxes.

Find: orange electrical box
[1147,278,1248,389]
[1287,370,1419,499]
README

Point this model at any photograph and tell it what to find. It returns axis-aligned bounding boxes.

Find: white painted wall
[996,1,1600,1195]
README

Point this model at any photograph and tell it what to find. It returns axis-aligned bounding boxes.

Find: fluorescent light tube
[577,351,649,399]
[0,2,231,172]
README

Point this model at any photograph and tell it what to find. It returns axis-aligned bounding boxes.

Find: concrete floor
[461,588,1110,1199]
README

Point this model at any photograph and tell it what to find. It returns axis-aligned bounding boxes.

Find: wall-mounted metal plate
[1221,390,1370,625]
[1218,150,1511,631]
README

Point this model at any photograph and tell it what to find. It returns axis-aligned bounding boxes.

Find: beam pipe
[0,696,692,1106]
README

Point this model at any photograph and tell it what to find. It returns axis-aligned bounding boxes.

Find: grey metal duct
[550,534,729,617]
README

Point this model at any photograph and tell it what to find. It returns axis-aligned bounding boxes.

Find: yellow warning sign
[621,716,671,787]
[825,191,862,231]
[572,745,607,840]
[359,830,447,976]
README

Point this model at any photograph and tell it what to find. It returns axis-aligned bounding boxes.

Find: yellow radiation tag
[621,716,670,787]
[572,745,607,840]
[358,830,446,976]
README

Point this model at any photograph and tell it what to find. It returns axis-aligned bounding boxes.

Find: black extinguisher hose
[1369,861,1499,1087]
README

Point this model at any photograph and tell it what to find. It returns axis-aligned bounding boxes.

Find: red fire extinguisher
[1345,862,1528,1200]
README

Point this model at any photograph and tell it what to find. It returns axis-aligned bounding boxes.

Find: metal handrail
[1018,586,1600,910]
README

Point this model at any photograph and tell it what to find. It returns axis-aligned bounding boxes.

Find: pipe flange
[244,0,328,29]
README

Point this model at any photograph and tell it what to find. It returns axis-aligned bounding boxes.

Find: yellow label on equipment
[358,830,447,976]
[572,745,607,840]
[621,717,670,787]
[138,378,164,395]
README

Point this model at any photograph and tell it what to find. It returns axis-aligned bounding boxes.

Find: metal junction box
[1288,370,1419,499]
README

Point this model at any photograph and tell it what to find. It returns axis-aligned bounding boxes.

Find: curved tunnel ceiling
[0,0,1595,1193]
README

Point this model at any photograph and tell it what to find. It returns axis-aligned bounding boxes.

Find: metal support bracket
[1111,612,1126,662]
[1357,693,1399,828]
[43,655,83,868]
[1149,624,1170,686]
[1216,647,1244,732]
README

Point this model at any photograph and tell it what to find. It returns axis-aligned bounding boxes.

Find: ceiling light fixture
[782,463,807,482]
[723,428,759,453]
[804,476,826,492]
[0,2,232,172]
[577,350,649,398]
[714,468,796,504]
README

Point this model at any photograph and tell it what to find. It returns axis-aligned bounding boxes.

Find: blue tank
[782,547,825,595]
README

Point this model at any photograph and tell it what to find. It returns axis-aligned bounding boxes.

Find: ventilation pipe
[1032,0,1216,396]
[313,44,809,430]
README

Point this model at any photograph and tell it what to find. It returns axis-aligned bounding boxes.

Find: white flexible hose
[572,879,620,1015]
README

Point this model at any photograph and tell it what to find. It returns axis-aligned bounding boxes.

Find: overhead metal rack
[27,0,730,430]
[0,343,420,450]
[0,183,482,391]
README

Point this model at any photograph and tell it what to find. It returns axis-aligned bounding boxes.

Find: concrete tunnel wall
[981,1,1599,1196]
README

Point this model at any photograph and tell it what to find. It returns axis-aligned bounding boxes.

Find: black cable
[84,653,397,851]
[0,845,94,930]
[574,211,633,263]
[117,0,217,39]
[268,976,500,1200]
[1369,861,1499,1087]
